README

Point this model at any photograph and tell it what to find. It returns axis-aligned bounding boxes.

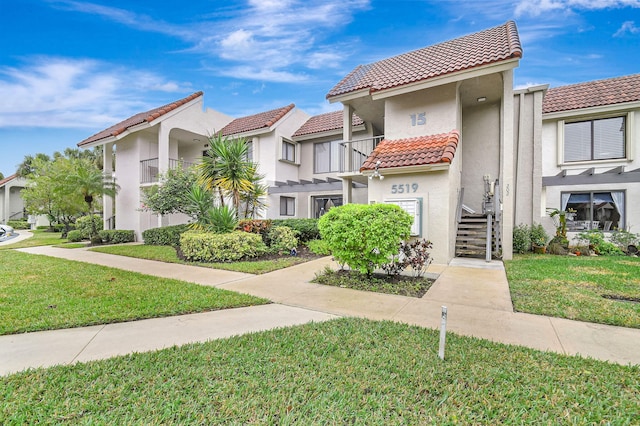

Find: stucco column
[103,142,114,229]
[342,104,354,204]
[158,123,170,228]
[501,70,515,260]
[2,184,9,224]
[531,89,544,224]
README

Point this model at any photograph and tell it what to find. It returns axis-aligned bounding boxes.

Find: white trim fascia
[327,88,371,104]
[370,59,519,101]
[542,101,640,121]
[292,124,367,142]
[78,95,204,149]
[514,84,549,95]
[361,163,450,177]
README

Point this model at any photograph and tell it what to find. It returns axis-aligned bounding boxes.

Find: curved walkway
[1,246,639,376]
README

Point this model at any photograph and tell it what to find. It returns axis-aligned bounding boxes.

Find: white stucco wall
[384,83,458,140]
[367,168,453,265]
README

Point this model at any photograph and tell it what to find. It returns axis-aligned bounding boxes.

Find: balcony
[140,158,196,184]
[338,136,383,174]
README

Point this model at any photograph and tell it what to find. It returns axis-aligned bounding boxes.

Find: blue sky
[1,0,639,176]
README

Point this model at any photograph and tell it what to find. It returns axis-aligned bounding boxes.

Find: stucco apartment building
[77,21,640,265]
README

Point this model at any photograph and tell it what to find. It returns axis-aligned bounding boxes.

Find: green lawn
[0,251,268,335]
[2,318,638,424]
[0,229,70,250]
[505,254,640,328]
[90,244,314,274]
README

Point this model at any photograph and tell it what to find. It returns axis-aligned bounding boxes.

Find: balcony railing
[339,136,383,174]
[140,158,196,184]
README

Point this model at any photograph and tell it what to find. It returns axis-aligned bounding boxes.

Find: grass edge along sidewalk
[505,254,640,329]
[2,318,638,424]
[0,250,268,335]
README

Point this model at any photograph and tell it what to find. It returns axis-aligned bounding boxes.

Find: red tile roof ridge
[327,22,521,99]
[78,91,204,146]
[542,73,640,114]
[292,110,365,137]
[360,130,459,171]
[220,104,295,136]
[0,173,18,187]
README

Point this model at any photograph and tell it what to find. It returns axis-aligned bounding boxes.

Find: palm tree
[66,159,119,238]
[240,165,268,218]
[198,134,253,216]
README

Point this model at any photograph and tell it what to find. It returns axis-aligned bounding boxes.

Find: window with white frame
[246,140,253,162]
[564,116,626,162]
[314,140,343,173]
[282,139,296,162]
[280,196,295,216]
[562,191,624,231]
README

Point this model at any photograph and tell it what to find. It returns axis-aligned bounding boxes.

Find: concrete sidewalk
[2,245,639,376]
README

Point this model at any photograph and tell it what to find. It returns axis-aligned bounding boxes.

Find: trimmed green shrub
[512,224,531,254]
[266,226,299,254]
[306,239,331,255]
[180,231,268,262]
[318,204,412,275]
[142,224,190,246]
[7,220,30,230]
[530,223,549,248]
[75,214,102,238]
[576,230,625,256]
[609,229,640,252]
[67,230,83,242]
[98,230,135,244]
[272,218,320,242]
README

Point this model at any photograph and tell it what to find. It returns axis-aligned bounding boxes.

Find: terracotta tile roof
[78,92,203,146]
[220,104,295,136]
[542,74,640,114]
[360,130,459,171]
[0,174,17,187]
[292,110,364,137]
[327,21,521,99]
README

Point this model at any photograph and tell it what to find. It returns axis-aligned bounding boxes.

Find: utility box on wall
[384,198,422,236]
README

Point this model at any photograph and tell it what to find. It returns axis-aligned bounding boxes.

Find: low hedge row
[180,231,268,262]
[98,230,136,244]
[7,220,30,230]
[271,218,320,242]
[142,224,190,246]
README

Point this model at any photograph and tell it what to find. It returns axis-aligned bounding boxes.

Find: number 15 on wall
[410,112,426,126]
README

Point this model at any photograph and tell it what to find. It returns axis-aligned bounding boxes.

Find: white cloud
[48,0,371,83]
[515,0,640,17]
[217,66,308,83]
[0,57,191,128]
[614,20,640,36]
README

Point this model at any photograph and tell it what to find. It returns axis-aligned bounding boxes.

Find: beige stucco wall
[384,83,458,140]
[367,168,453,265]
[541,106,640,238]
[461,102,501,212]
[513,87,545,227]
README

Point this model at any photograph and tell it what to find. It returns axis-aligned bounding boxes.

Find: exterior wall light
[477,96,487,102]
[369,160,385,180]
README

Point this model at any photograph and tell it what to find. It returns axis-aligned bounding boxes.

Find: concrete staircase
[455,214,496,258]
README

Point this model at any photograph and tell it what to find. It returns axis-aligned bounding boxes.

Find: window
[282,139,296,162]
[562,191,624,231]
[314,141,343,173]
[312,196,342,218]
[280,196,295,216]
[564,116,625,162]
[246,140,253,162]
